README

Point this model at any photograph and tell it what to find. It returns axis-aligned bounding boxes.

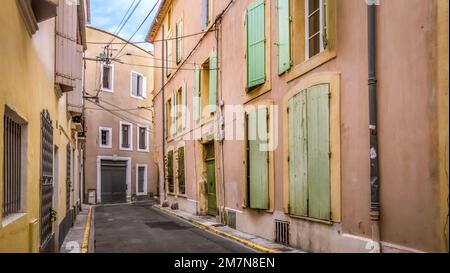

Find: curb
[81,206,93,253]
[156,206,281,253]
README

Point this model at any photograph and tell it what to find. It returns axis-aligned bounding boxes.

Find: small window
[305,0,327,59]
[165,36,173,77]
[176,87,183,132]
[131,71,146,98]
[136,164,148,196]
[166,97,172,138]
[3,108,27,219]
[99,127,112,148]
[120,122,133,151]
[101,64,114,92]
[137,125,149,152]
[200,59,211,115]
[202,0,213,30]
[176,19,183,64]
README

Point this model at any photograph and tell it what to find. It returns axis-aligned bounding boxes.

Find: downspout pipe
[368,1,381,253]
[161,25,167,204]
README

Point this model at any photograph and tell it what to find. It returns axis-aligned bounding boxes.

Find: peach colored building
[84,27,157,204]
[147,0,448,253]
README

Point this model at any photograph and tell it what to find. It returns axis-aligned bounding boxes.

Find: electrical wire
[87,29,214,45]
[112,0,161,61]
[110,0,142,44]
[85,98,154,134]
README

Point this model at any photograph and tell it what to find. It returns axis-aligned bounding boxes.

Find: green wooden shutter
[246,0,266,89]
[277,0,291,74]
[288,91,308,216]
[193,68,201,122]
[209,51,217,112]
[307,84,331,220]
[248,107,269,209]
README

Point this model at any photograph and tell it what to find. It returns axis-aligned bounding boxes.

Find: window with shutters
[2,108,27,221]
[101,64,114,92]
[176,87,183,133]
[166,151,174,194]
[246,0,266,90]
[137,125,149,152]
[244,106,270,210]
[166,97,172,139]
[99,127,112,149]
[120,121,133,151]
[136,164,148,196]
[130,71,146,99]
[176,19,183,64]
[165,34,173,77]
[277,0,336,79]
[284,77,342,223]
[194,53,218,123]
[244,0,272,102]
[177,147,186,195]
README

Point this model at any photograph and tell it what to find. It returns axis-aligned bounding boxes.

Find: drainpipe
[161,25,167,203]
[368,1,381,253]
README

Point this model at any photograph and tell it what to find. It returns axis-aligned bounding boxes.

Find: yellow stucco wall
[0,0,74,252]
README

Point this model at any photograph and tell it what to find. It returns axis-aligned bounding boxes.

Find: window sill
[137,149,149,153]
[244,82,272,104]
[177,194,187,198]
[101,88,114,93]
[288,214,333,226]
[285,49,337,83]
[167,192,176,196]
[130,95,145,100]
[119,147,133,151]
[1,213,27,228]
[99,145,112,149]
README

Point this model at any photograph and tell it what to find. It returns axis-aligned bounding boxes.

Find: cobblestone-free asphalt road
[94,201,256,253]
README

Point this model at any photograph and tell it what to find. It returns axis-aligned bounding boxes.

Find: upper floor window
[101,63,114,92]
[176,19,184,64]
[277,0,335,75]
[165,36,173,77]
[120,121,133,151]
[137,125,149,152]
[99,127,112,149]
[130,71,147,99]
[305,0,327,59]
[246,0,266,90]
[201,0,213,30]
[193,53,217,122]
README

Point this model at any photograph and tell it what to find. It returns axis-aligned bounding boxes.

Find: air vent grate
[275,220,290,245]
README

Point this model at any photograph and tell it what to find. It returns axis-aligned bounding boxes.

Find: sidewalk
[60,204,94,253]
[155,205,304,253]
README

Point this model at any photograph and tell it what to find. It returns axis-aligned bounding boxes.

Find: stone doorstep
[155,205,304,253]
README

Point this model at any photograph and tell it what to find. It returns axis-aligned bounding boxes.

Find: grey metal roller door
[101,160,127,204]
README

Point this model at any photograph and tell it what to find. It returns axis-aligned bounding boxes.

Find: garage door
[101,160,127,204]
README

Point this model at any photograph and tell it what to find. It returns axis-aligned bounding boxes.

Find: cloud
[89,0,159,51]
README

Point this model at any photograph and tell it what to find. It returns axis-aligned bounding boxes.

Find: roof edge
[87,25,154,56]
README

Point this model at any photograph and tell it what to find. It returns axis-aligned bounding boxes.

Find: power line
[87,29,214,45]
[113,60,219,71]
[110,0,142,43]
[85,98,154,134]
[97,97,153,122]
[113,0,161,61]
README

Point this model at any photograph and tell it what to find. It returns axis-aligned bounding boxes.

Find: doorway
[100,160,127,204]
[204,142,217,216]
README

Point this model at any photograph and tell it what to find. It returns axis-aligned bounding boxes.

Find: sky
[88,0,161,52]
